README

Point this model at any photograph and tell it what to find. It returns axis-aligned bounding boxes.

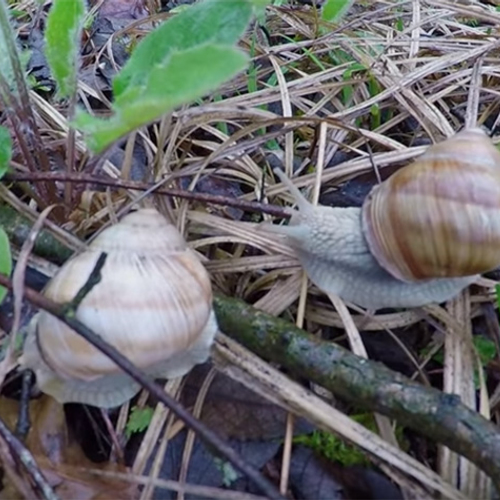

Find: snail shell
[19,208,218,408]
[362,127,500,281]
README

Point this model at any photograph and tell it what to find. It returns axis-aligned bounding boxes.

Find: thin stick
[15,369,33,439]
[4,172,290,219]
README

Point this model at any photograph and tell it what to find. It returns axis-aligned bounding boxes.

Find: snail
[19,208,218,408]
[264,127,500,309]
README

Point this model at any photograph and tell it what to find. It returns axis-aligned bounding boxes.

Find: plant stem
[0,0,57,201]
[3,172,290,218]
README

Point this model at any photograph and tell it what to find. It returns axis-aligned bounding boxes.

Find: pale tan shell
[19,208,217,407]
[361,127,500,281]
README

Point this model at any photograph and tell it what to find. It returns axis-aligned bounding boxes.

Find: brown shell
[361,127,500,281]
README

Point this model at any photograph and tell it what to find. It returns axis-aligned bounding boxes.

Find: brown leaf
[182,366,313,440]
[33,457,139,500]
[0,396,139,499]
[96,0,148,20]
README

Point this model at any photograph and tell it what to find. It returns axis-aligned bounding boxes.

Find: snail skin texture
[19,208,218,408]
[266,128,500,309]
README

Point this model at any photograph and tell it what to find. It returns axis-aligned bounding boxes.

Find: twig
[0,417,59,500]
[0,1,55,203]
[0,273,285,500]
[16,369,33,440]
[63,466,270,500]
[0,430,39,499]
[14,253,106,441]
[63,252,107,314]
[3,171,290,219]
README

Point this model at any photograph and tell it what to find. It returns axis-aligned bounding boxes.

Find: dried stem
[3,171,290,218]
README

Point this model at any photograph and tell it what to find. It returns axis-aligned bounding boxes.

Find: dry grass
[4,0,500,498]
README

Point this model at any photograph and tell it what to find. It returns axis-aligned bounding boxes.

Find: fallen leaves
[0,395,139,499]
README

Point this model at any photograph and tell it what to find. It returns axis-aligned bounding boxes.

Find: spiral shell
[361,127,500,281]
[20,208,217,408]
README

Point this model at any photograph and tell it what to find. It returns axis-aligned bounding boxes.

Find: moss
[0,204,73,264]
[294,413,408,467]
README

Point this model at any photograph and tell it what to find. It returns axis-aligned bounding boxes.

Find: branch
[0,204,73,264]
[3,171,290,219]
[213,296,500,489]
[0,273,284,500]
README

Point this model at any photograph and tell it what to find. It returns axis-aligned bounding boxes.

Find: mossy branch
[213,296,500,487]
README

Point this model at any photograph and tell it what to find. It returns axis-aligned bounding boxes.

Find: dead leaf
[145,429,281,499]
[97,0,148,20]
[0,395,139,499]
[182,366,314,440]
[289,445,345,500]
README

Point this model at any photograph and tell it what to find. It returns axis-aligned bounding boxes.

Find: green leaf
[113,0,253,98]
[0,126,12,179]
[249,0,272,7]
[473,336,497,366]
[74,44,248,153]
[45,0,86,99]
[249,0,272,22]
[0,227,11,304]
[214,458,239,486]
[322,0,354,22]
[125,406,154,438]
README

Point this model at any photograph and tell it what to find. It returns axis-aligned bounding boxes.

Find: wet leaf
[99,0,148,20]
[0,396,138,499]
[74,0,253,152]
[183,368,314,440]
[148,430,281,499]
[289,446,344,500]
[179,175,245,220]
[289,445,403,500]
[341,466,403,500]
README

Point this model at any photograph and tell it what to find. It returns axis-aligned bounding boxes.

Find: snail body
[19,208,218,408]
[267,128,500,309]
